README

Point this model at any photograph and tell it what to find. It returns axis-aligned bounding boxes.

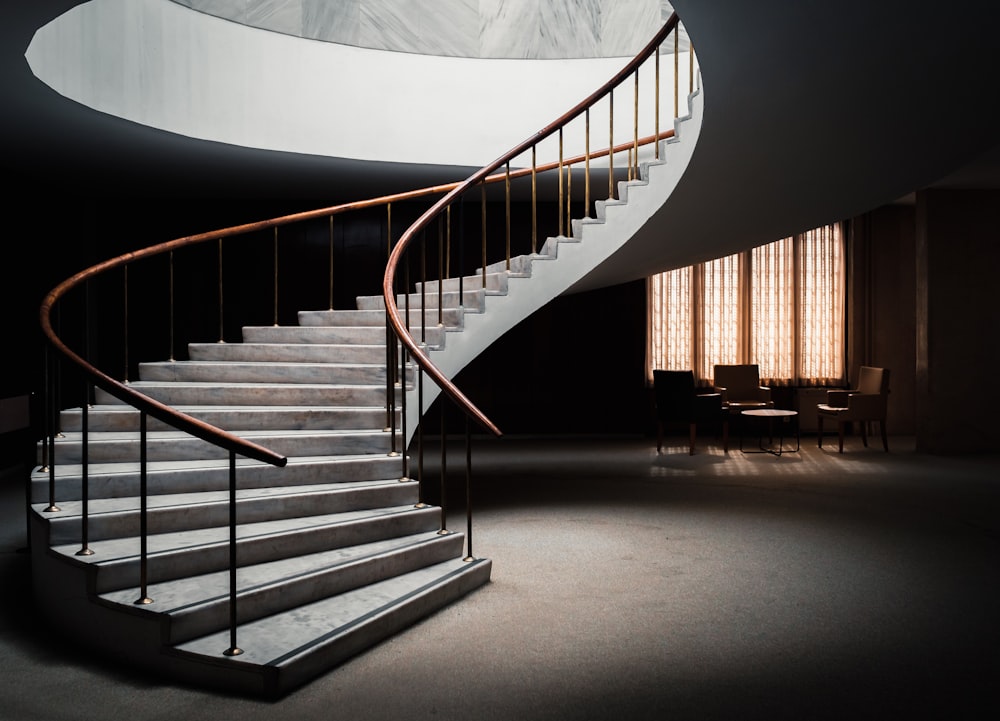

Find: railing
[383,14,695,555]
[36,13,696,657]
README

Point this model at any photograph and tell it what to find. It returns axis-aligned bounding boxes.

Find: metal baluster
[272,226,279,326]
[217,240,225,344]
[134,411,152,605]
[439,402,448,534]
[585,108,591,217]
[655,47,661,160]
[76,381,93,557]
[505,163,511,270]
[223,450,242,656]
[43,344,59,513]
[558,127,565,237]
[463,414,474,562]
[481,183,487,287]
[609,89,615,200]
[531,145,538,253]
[328,215,335,310]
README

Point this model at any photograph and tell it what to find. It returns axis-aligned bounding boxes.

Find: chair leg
[838,422,845,453]
[881,420,889,452]
[861,421,869,448]
[817,415,824,448]
[657,421,663,454]
[689,423,696,455]
[722,420,729,453]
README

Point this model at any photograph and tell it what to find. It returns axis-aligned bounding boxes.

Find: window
[647,223,845,386]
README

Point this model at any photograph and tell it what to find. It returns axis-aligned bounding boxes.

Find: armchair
[817,366,890,453]
[653,370,729,455]
[712,364,774,412]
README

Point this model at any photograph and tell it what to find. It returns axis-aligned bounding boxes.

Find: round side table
[740,409,800,456]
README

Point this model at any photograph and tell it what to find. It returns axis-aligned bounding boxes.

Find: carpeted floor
[1,433,998,720]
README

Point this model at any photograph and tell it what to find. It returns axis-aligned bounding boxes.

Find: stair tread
[171,557,490,667]
[32,453,404,479]
[55,428,392,441]
[35,478,411,518]
[98,530,458,612]
[49,504,434,563]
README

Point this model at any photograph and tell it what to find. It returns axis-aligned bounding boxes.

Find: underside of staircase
[29,84,702,698]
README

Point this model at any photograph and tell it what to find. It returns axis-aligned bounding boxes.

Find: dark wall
[451,279,650,437]
[848,203,918,435]
[7,188,995,463]
[915,188,1000,453]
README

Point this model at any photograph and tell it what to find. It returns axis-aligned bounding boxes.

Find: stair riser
[45,483,420,544]
[166,534,465,644]
[354,290,484,312]
[298,308,463,329]
[269,559,493,697]
[188,343,388,364]
[138,362,409,386]
[416,273,508,294]
[94,384,387,407]
[31,456,406,503]
[242,325,448,349]
[91,507,442,593]
[58,407,392,433]
[45,432,396,464]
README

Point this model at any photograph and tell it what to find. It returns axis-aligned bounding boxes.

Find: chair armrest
[846,392,884,417]
[758,386,772,402]
[713,386,728,402]
[826,389,851,407]
[694,392,725,421]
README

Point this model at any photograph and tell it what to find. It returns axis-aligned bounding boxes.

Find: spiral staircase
[22,0,1000,702]
[29,64,703,703]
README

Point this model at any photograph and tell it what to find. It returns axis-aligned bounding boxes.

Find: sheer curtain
[647,223,845,386]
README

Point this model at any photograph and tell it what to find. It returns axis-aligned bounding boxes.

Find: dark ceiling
[7,1,1000,211]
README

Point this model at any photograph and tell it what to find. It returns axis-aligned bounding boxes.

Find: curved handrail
[39,130,676,467]
[384,13,683,437]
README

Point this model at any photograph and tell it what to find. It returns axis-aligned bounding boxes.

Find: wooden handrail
[40,7,681,463]
[40,275,287,467]
[38,130,674,467]
[384,13,682,436]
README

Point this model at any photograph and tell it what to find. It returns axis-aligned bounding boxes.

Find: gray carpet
[2,434,998,720]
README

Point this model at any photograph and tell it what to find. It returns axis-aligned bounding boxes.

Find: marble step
[100,530,465,645]
[137,360,405,386]
[46,428,397,464]
[481,248,557,277]
[58,404,392,433]
[415,272,509,295]
[50,503,443,593]
[355,289,485,312]
[241,324,446,349]
[94,381,388,408]
[30,453,407,503]
[298,308,463,330]
[40,478,419,544]
[189,342,388,365]
[168,556,492,698]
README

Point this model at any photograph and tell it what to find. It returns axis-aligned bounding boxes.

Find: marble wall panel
[247,0,301,36]
[360,0,478,56]
[480,0,539,59]
[599,0,661,57]
[169,0,684,58]
[302,0,361,44]
[183,0,248,25]
[537,0,601,59]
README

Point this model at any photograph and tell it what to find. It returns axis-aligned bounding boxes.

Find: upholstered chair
[653,370,729,455]
[817,366,890,453]
[712,364,774,413]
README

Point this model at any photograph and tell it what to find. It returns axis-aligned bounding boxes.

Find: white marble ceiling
[171,0,689,58]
